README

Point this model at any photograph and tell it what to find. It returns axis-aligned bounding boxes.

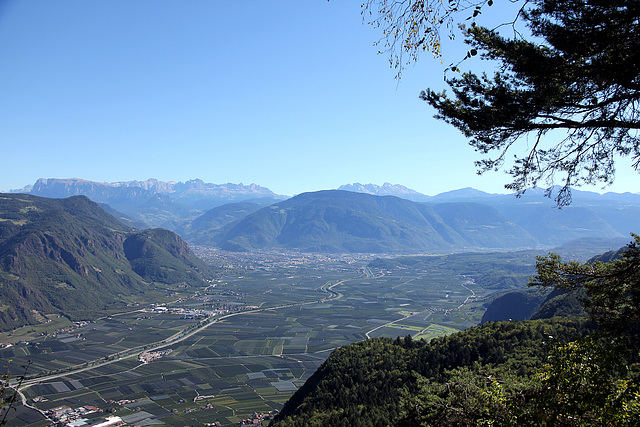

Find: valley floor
[1,249,525,426]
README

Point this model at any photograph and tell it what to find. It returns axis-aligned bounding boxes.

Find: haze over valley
[12,177,639,251]
[2,0,639,425]
[1,177,636,425]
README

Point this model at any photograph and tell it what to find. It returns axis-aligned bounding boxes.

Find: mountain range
[12,178,285,230]
[340,184,640,246]
[198,189,637,253]
[337,182,433,202]
[11,178,640,253]
[0,193,213,331]
[3,178,635,424]
[207,190,538,253]
[14,178,283,204]
[340,182,640,205]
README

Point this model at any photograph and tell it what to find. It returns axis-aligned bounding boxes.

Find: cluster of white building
[137,349,172,363]
[47,405,122,426]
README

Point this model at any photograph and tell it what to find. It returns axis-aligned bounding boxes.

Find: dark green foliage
[452,236,640,425]
[480,289,548,323]
[401,336,640,426]
[529,288,587,320]
[399,237,640,425]
[400,365,535,427]
[422,0,640,205]
[532,337,640,425]
[123,228,211,286]
[533,234,640,345]
[0,194,213,330]
[480,240,637,325]
[271,318,591,426]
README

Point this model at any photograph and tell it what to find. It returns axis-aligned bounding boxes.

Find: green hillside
[123,228,212,285]
[182,201,264,244]
[216,190,537,253]
[0,194,213,331]
[270,318,592,426]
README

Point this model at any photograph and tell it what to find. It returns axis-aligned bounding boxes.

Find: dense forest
[271,235,640,426]
[270,318,593,426]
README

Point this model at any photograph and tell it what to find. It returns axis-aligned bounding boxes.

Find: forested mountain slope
[270,318,592,426]
[215,190,537,253]
[0,194,213,330]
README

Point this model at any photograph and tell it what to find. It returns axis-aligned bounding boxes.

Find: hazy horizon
[1,1,637,196]
[6,176,639,199]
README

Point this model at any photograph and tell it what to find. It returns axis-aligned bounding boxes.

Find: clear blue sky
[1,0,637,196]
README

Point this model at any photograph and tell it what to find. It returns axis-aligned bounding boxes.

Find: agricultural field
[1,249,538,426]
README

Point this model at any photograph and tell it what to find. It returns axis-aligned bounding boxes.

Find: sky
[1,0,637,197]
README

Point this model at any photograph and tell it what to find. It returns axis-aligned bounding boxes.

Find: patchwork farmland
[1,250,536,426]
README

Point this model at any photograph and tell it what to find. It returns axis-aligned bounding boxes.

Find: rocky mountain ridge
[10,179,640,252]
[12,178,285,230]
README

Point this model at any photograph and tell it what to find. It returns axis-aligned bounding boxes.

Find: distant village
[193,246,376,270]
[43,400,278,426]
[137,348,172,363]
[237,410,279,426]
[46,405,121,426]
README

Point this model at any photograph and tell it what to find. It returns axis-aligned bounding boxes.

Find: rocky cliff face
[15,178,286,231]
[338,182,431,202]
[27,177,283,201]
